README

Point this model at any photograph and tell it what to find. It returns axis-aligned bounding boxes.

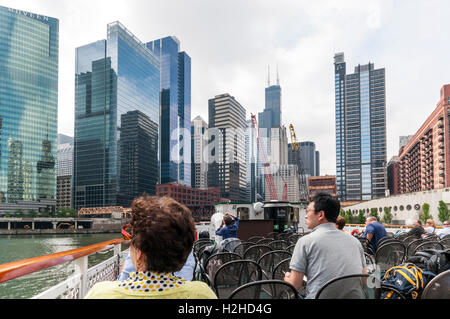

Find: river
[0,233,125,299]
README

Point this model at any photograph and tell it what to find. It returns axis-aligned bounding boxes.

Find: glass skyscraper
[145,37,191,187]
[334,53,387,201]
[73,22,160,209]
[0,6,58,204]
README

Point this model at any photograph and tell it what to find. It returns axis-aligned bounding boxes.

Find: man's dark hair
[224,216,234,226]
[416,219,422,226]
[199,231,210,239]
[311,193,340,223]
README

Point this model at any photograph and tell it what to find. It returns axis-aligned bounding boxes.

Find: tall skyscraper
[146,37,191,187]
[299,141,318,177]
[57,135,73,209]
[334,52,387,201]
[245,119,257,202]
[207,94,247,201]
[74,22,160,209]
[191,115,208,189]
[0,6,58,204]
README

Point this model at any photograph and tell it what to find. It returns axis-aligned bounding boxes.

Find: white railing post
[74,256,88,299]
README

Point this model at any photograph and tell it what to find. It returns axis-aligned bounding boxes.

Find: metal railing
[0,238,129,299]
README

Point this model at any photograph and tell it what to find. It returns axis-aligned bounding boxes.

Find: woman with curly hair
[85,195,217,299]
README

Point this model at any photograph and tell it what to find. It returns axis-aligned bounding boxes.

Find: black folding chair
[257,238,274,245]
[421,269,450,299]
[315,274,381,299]
[374,242,407,274]
[228,280,300,299]
[268,240,289,250]
[376,237,400,248]
[204,252,242,286]
[439,238,450,249]
[406,239,425,256]
[222,238,242,252]
[413,241,444,255]
[257,250,292,279]
[247,236,264,243]
[212,260,263,299]
[272,258,291,280]
[287,233,302,245]
[233,242,255,257]
[243,244,272,262]
[286,244,296,254]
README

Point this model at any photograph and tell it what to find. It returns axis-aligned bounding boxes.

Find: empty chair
[265,232,278,239]
[286,244,296,254]
[268,240,289,250]
[247,236,264,243]
[228,280,300,299]
[213,260,262,299]
[377,238,400,249]
[257,238,274,245]
[413,241,444,255]
[288,233,302,245]
[315,274,381,299]
[421,269,450,299]
[243,244,272,263]
[403,235,420,247]
[272,258,291,280]
[193,239,215,254]
[233,242,255,257]
[257,250,292,279]
[374,242,407,274]
[277,232,293,241]
[395,233,409,241]
[407,239,425,256]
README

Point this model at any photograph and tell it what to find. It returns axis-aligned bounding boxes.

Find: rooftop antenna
[267,65,271,87]
[276,63,280,86]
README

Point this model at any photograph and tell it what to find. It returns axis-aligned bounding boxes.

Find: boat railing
[0,238,129,299]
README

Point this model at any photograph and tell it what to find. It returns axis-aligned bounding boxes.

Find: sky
[2,0,450,176]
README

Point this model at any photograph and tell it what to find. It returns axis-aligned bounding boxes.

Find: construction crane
[250,114,278,201]
[289,124,300,151]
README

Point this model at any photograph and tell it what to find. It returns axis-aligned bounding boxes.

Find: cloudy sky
[3,0,450,175]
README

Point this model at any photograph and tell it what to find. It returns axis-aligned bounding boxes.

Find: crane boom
[251,114,278,201]
[289,124,299,151]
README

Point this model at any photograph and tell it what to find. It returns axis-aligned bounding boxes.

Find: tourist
[216,212,240,240]
[422,219,436,237]
[283,193,366,299]
[335,216,346,231]
[85,195,217,299]
[436,220,450,239]
[406,219,425,238]
[364,216,387,250]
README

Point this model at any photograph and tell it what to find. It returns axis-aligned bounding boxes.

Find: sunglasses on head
[121,224,132,240]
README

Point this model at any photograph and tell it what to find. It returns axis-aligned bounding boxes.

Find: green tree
[420,203,432,223]
[382,207,393,224]
[344,209,353,224]
[437,200,449,223]
[14,209,25,217]
[357,210,366,224]
[28,210,37,218]
[370,208,380,221]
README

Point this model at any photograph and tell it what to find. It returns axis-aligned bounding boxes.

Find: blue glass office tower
[74,22,160,209]
[0,6,58,204]
[145,37,191,187]
[334,53,387,201]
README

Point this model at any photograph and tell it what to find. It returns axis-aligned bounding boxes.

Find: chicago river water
[0,233,123,299]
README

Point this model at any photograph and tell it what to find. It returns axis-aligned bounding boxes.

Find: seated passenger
[85,195,217,299]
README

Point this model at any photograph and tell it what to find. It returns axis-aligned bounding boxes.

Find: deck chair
[228,280,300,299]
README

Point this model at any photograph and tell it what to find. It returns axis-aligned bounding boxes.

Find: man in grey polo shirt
[284,193,366,299]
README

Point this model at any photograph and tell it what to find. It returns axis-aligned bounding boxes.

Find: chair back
[374,242,407,273]
[243,244,272,262]
[221,238,242,252]
[403,235,420,246]
[205,252,242,281]
[315,274,381,299]
[213,260,262,298]
[287,233,302,245]
[439,238,450,249]
[228,280,300,299]
[413,241,444,255]
[286,244,296,254]
[233,242,255,257]
[257,250,292,279]
[268,240,289,250]
[193,239,215,254]
[377,238,400,248]
[256,238,274,245]
[406,239,426,256]
[247,236,264,243]
[272,258,291,280]
[421,269,450,299]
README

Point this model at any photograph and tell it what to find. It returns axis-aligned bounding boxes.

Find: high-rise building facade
[57,134,73,209]
[146,37,191,187]
[191,116,208,189]
[334,52,387,201]
[245,119,257,202]
[73,22,160,209]
[398,85,450,193]
[207,94,247,201]
[299,141,319,177]
[0,6,58,205]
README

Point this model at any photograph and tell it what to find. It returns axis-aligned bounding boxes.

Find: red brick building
[387,156,399,195]
[308,175,337,199]
[399,85,450,193]
[156,183,221,221]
